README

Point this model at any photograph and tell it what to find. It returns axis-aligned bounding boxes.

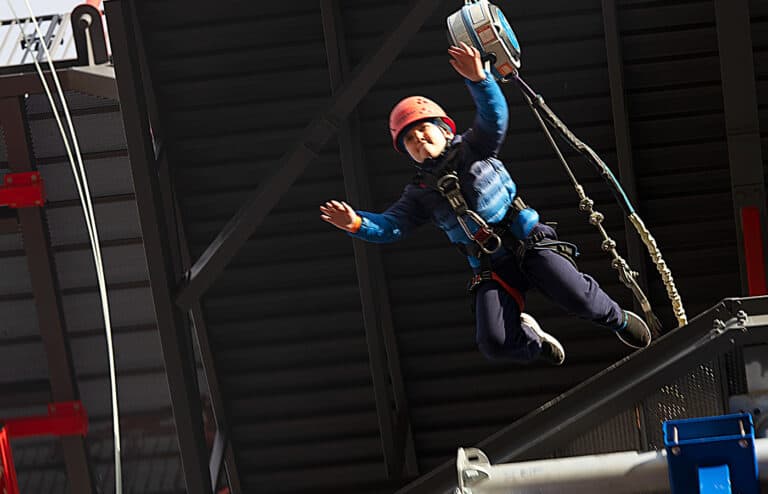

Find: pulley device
[447,0,687,331]
[446,0,521,81]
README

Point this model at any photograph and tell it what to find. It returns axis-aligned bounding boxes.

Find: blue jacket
[350,75,539,269]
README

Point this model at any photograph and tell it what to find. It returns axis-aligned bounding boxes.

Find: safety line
[4,2,123,492]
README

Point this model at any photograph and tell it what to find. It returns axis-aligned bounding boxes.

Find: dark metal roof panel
[126,0,757,492]
[753,0,767,185]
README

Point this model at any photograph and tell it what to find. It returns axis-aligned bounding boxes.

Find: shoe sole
[615,330,651,349]
[521,312,565,364]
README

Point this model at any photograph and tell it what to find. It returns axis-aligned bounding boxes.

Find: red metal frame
[0,427,20,494]
[741,206,768,296]
[0,172,45,209]
[0,401,88,494]
[3,401,88,439]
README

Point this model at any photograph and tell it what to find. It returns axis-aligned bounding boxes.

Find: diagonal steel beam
[601,0,649,311]
[320,0,418,481]
[713,0,767,295]
[395,297,768,493]
[0,96,95,494]
[104,1,213,492]
[176,0,443,309]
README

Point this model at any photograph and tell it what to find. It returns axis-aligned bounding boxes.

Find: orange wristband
[349,215,362,233]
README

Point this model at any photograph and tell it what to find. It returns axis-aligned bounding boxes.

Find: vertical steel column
[714,0,767,296]
[163,162,243,494]
[320,0,418,480]
[0,97,95,494]
[104,1,213,492]
[601,0,648,303]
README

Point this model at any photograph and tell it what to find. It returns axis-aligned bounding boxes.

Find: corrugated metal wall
[126,0,761,492]
[753,0,768,186]
[620,0,740,315]
[0,90,185,493]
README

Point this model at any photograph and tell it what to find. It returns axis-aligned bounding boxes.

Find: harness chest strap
[415,145,504,254]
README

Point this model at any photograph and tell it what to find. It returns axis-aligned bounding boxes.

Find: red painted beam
[0,427,20,494]
[0,172,45,208]
[3,401,88,439]
[741,206,768,296]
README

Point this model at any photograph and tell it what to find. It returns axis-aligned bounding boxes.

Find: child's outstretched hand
[320,200,361,232]
[449,42,486,82]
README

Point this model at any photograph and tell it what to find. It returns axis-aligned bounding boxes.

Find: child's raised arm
[449,43,509,158]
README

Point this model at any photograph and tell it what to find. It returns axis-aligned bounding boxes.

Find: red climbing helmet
[389,96,456,153]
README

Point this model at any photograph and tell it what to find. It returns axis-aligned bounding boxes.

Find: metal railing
[0,14,77,68]
[396,296,768,493]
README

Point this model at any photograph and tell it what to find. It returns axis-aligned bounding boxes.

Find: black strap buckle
[436,173,467,214]
[467,270,494,293]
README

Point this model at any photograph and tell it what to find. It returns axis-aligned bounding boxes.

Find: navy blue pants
[474,223,623,362]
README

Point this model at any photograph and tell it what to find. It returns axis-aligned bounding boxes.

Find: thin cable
[520,92,581,189]
[5,10,97,243]
[5,2,123,492]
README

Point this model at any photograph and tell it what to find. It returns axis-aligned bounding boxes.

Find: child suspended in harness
[320,42,651,365]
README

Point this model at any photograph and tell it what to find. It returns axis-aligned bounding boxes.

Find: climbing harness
[523,231,580,271]
[414,144,502,255]
[414,142,579,264]
[447,0,687,331]
[437,171,502,255]
[414,144,580,311]
[468,270,526,312]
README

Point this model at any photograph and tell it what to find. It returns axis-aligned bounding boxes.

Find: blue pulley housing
[447,0,521,81]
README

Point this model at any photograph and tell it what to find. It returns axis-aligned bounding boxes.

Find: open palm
[320,200,359,232]
[448,42,486,82]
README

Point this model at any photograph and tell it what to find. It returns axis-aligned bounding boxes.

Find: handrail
[0,13,76,67]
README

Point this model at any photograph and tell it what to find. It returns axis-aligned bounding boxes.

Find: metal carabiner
[436,172,460,195]
[461,210,503,254]
[456,215,475,242]
[477,232,502,254]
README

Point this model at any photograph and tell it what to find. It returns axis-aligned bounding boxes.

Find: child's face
[403,121,454,163]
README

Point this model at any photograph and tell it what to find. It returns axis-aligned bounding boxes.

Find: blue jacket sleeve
[462,74,509,158]
[348,184,431,243]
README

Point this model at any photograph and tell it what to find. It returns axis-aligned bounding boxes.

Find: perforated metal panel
[554,359,727,458]
[642,361,727,449]
[556,407,642,457]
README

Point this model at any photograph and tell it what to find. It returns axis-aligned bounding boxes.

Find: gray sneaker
[521,312,565,366]
[614,310,652,349]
